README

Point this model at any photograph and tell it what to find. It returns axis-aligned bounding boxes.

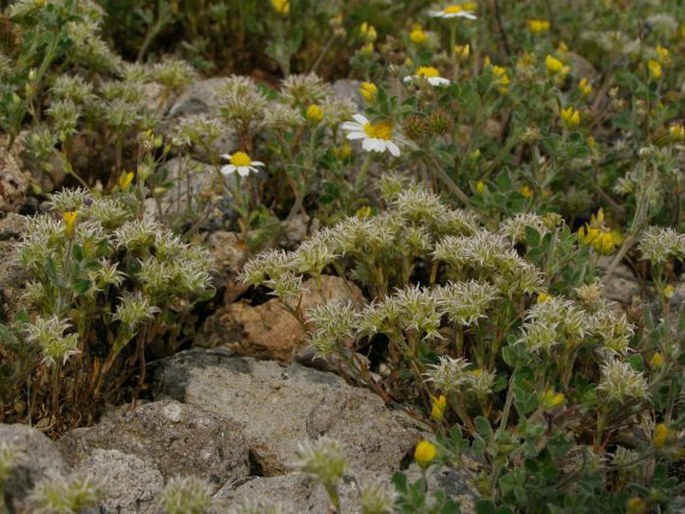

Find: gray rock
[598,256,642,304]
[211,472,364,513]
[143,156,220,222]
[58,400,250,492]
[167,77,230,119]
[0,214,28,322]
[73,449,164,514]
[152,352,417,477]
[0,423,70,509]
[331,79,363,109]
[0,148,28,214]
[405,463,480,514]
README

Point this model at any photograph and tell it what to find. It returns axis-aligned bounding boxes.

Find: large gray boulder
[0,423,70,511]
[58,399,250,493]
[152,351,417,477]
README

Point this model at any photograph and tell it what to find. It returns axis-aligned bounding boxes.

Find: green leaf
[391,471,408,493]
[72,278,92,295]
[475,416,494,441]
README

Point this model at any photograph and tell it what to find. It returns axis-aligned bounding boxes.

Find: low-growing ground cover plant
[1,0,685,512]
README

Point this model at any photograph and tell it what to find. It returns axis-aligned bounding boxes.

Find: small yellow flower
[540,389,565,409]
[626,497,647,514]
[491,65,510,93]
[305,104,323,123]
[360,22,377,42]
[537,292,551,303]
[410,26,428,44]
[560,106,581,128]
[654,423,670,449]
[334,143,352,160]
[359,82,378,103]
[663,284,675,299]
[454,43,470,61]
[356,205,372,218]
[527,19,550,33]
[656,45,671,66]
[647,60,662,79]
[650,352,664,368]
[360,42,374,56]
[545,54,565,74]
[430,394,447,422]
[270,0,289,15]
[414,440,437,469]
[578,78,592,96]
[475,180,485,193]
[117,171,134,191]
[669,123,685,140]
[63,211,78,239]
[520,185,533,198]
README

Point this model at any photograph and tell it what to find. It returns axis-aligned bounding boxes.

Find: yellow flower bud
[527,19,550,33]
[647,60,662,79]
[63,211,78,239]
[654,423,670,449]
[545,54,565,74]
[650,352,664,368]
[117,171,134,191]
[520,185,533,198]
[430,394,447,422]
[540,389,565,409]
[475,180,485,194]
[305,104,323,123]
[414,440,437,469]
[560,106,581,128]
[270,0,289,15]
[360,22,377,42]
[410,27,427,44]
[578,78,592,96]
[626,497,647,514]
[358,81,378,103]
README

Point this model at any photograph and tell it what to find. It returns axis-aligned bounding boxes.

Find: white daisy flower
[404,66,451,86]
[342,114,401,157]
[427,4,477,20]
[220,151,265,177]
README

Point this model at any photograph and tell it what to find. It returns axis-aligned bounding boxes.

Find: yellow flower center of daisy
[444,5,464,14]
[230,152,252,166]
[363,121,393,140]
[416,66,440,78]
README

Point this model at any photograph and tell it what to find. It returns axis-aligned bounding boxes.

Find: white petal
[403,76,413,83]
[387,142,401,157]
[237,167,250,177]
[352,114,369,125]
[460,12,477,19]
[371,140,384,152]
[220,153,231,160]
[362,138,374,152]
[346,132,366,140]
[342,122,362,131]
[251,161,265,167]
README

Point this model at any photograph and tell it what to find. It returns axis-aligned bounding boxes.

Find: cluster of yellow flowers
[527,19,550,34]
[577,209,621,255]
[270,0,289,16]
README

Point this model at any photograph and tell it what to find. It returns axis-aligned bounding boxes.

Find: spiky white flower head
[342,114,401,156]
[220,151,265,177]
[403,66,451,86]
[427,4,477,19]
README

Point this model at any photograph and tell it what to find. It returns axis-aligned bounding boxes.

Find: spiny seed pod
[428,110,454,136]
[401,114,430,143]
